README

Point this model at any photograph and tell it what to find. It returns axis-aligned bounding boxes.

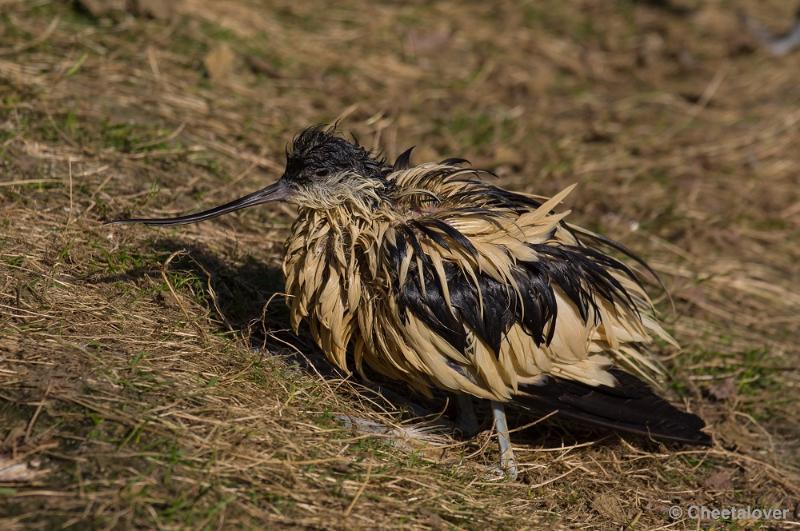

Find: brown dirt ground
[1,0,799,529]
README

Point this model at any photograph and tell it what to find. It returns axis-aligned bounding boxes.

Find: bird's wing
[367,165,675,402]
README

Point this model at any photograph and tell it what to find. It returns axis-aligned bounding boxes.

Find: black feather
[392,219,649,357]
[567,223,665,291]
[451,273,517,353]
[518,369,711,445]
[287,125,390,183]
[528,244,641,323]
[392,229,467,353]
[397,255,518,355]
[426,219,479,258]
[393,146,415,171]
[440,157,470,166]
[449,182,542,212]
[411,220,451,251]
[510,266,558,345]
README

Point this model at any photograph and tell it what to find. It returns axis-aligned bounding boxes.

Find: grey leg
[491,401,518,480]
[454,394,480,437]
[743,15,800,56]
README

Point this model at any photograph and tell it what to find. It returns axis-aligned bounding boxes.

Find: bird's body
[284,163,665,400]
[111,126,710,478]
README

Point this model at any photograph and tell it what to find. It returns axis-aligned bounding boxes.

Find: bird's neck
[282,205,390,370]
[291,204,388,249]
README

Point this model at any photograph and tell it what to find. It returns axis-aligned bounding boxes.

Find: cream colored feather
[283,164,675,401]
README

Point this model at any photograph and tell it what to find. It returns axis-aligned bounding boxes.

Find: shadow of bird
[108,125,711,479]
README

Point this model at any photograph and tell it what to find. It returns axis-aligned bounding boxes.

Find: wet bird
[110,126,710,478]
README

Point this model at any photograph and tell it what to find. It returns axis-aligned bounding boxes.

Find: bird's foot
[487,458,519,481]
[499,453,519,481]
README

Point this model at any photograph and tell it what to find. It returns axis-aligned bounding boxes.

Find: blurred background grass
[1,0,798,528]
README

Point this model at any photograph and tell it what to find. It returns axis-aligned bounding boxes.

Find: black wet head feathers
[284,126,389,184]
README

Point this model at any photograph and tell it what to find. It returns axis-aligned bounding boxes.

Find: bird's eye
[314,168,330,178]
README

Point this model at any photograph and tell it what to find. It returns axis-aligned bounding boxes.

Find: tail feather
[517,369,711,445]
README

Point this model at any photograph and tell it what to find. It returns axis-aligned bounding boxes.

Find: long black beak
[106,180,291,226]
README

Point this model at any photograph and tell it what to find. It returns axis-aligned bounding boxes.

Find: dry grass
[1,0,799,528]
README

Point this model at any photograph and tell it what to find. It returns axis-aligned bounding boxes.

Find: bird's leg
[454,394,479,438]
[743,14,800,56]
[491,401,518,480]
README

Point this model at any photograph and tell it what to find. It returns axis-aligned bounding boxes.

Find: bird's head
[285,126,387,185]
[107,126,392,226]
[281,126,391,209]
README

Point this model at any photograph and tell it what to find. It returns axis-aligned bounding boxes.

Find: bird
[109,125,711,479]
